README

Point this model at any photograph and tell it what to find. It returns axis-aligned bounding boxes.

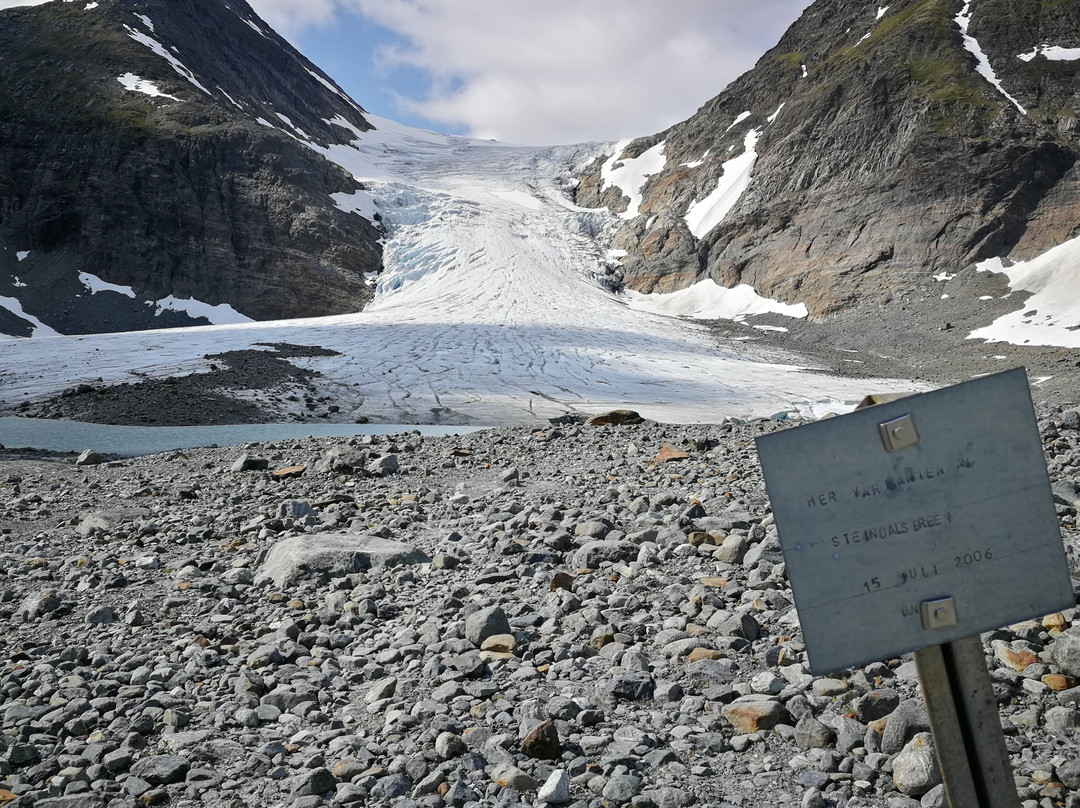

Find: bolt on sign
[755,368,1073,675]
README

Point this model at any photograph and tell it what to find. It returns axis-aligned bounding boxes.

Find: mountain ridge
[0,0,383,336]
[575,0,1080,317]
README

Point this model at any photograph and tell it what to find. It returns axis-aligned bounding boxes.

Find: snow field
[968,235,1080,348]
[684,130,760,239]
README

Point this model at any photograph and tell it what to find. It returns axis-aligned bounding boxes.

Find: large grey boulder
[255,533,429,587]
[76,507,152,537]
[572,540,638,569]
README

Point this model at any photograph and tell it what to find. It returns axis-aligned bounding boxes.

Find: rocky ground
[729,271,1080,413]
[3,411,1080,808]
[18,345,346,427]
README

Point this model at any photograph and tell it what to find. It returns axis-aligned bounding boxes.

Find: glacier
[0,117,923,425]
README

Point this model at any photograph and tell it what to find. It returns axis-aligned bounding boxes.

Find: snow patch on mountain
[968,235,1080,348]
[152,296,252,325]
[955,1,1027,115]
[124,25,211,96]
[331,189,380,221]
[624,279,808,322]
[16,251,28,261]
[80,272,136,298]
[117,73,181,101]
[725,111,752,133]
[0,296,60,338]
[1018,45,1080,62]
[684,130,760,238]
[601,141,667,220]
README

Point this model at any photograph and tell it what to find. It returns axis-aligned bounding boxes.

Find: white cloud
[247,0,337,39]
[249,0,811,144]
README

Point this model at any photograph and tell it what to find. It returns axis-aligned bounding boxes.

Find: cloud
[246,0,338,40]
[344,0,811,144]
[249,0,812,144]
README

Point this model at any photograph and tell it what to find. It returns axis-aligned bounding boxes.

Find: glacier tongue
[0,120,922,424]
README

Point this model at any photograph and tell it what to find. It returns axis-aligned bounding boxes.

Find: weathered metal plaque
[756,368,1073,675]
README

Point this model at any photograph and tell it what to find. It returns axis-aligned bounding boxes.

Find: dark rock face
[0,0,383,335]
[575,0,1080,317]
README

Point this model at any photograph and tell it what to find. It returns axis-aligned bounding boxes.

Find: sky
[246,0,813,145]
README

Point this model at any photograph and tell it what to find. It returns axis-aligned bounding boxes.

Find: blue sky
[252,1,812,145]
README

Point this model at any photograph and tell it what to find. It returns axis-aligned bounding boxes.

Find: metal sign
[756,368,1073,674]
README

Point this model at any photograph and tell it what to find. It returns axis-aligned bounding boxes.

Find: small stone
[434,732,466,760]
[653,444,690,463]
[794,715,836,750]
[687,647,725,663]
[602,774,642,804]
[491,762,539,791]
[853,688,900,722]
[609,671,655,701]
[1043,673,1078,691]
[76,449,106,466]
[1057,758,1080,789]
[801,788,827,808]
[1045,706,1080,735]
[367,454,399,476]
[586,409,644,426]
[811,678,849,698]
[368,773,411,800]
[291,767,336,797]
[231,453,268,472]
[1044,613,1069,632]
[1051,626,1080,678]
[521,720,561,760]
[272,465,306,479]
[432,553,460,569]
[129,755,189,786]
[721,696,790,733]
[481,633,517,653]
[713,533,748,563]
[892,733,941,797]
[920,783,947,808]
[992,640,1039,672]
[465,605,512,646]
[882,699,931,754]
[365,676,397,703]
[537,769,571,804]
[85,605,118,625]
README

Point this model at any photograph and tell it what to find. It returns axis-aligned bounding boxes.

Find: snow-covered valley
[0,117,924,426]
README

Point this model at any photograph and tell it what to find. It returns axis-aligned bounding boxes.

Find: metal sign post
[914,637,1018,808]
[755,368,1072,807]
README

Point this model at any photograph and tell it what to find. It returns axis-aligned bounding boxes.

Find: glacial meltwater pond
[0,417,488,457]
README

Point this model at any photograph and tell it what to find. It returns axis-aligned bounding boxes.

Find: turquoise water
[0,417,488,457]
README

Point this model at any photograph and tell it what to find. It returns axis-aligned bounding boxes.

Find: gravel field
[3,411,1080,808]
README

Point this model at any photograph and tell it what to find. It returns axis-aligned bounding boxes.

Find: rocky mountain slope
[0,0,383,336]
[576,0,1080,317]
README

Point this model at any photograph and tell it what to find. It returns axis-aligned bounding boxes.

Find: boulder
[255,533,429,587]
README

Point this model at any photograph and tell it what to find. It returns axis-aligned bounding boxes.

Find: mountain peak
[577,0,1080,317]
[0,0,382,336]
